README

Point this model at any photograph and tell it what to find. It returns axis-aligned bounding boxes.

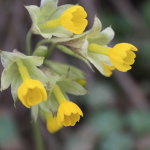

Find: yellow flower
[18,79,47,108]
[109,43,137,72]
[102,63,115,77]
[88,43,137,72]
[76,79,86,87]
[16,59,47,108]
[52,84,83,127]
[61,5,88,34]
[46,113,63,133]
[57,101,83,126]
[43,5,88,34]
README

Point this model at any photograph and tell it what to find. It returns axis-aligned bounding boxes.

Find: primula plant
[0,0,138,149]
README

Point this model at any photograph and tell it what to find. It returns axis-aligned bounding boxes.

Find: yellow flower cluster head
[18,79,47,108]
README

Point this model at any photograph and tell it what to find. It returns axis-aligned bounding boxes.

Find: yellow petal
[123,51,135,65]
[61,5,88,34]
[46,115,62,133]
[27,88,42,106]
[62,115,72,126]
[69,113,81,126]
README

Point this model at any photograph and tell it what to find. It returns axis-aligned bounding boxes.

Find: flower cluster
[0,0,137,134]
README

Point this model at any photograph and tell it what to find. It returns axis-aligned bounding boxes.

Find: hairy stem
[33,118,45,150]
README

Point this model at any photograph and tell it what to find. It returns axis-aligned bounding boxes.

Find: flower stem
[44,43,58,60]
[26,31,32,56]
[32,118,45,150]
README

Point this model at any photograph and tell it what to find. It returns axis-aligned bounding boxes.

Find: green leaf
[31,105,39,122]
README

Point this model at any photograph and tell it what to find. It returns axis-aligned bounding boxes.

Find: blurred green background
[0,0,150,150]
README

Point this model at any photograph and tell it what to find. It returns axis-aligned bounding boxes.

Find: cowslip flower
[88,43,137,72]
[17,60,47,108]
[52,84,83,126]
[25,0,88,39]
[45,112,63,133]
[55,16,137,76]
[0,50,49,107]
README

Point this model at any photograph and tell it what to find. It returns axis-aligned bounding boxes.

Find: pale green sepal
[58,80,88,95]
[23,60,49,86]
[48,4,73,20]
[49,93,59,113]
[31,105,39,122]
[32,46,48,57]
[1,67,13,91]
[43,26,73,38]
[88,52,113,66]
[57,45,94,71]
[44,60,85,80]
[39,95,59,115]
[57,68,88,95]
[88,26,115,45]
[86,16,102,38]
[88,52,107,76]
[11,64,22,104]
[51,34,88,58]
[25,6,40,24]
[39,0,58,23]
[40,66,88,96]
[13,50,44,67]
[0,51,20,69]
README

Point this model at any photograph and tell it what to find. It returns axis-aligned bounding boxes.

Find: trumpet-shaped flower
[46,113,63,133]
[18,79,47,108]
[25,0,88,39]
[88,43,137,72]
[60,5,88,34]
[0,50,49,106]
[109,43,137,72]
[57,101,83,126]
[52,84,83,126]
